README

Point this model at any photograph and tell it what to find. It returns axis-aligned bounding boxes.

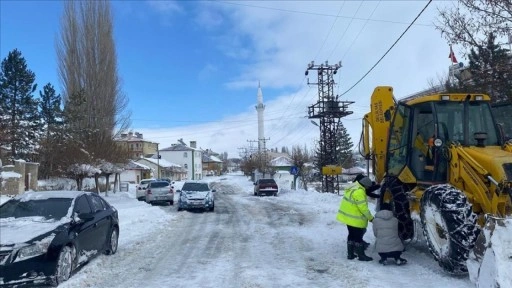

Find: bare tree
[436,0,511,51]
[57,0,131,164]
[291,145,312,191]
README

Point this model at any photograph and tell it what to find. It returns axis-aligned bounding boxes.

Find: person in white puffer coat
[372,203,407,265]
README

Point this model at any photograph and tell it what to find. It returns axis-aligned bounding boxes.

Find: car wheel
[54,246,73,285]
[169,200,174,206]
[273,192,277,197]
[104,227,119,255]
[137,197,144,201]
[210,202,215,212]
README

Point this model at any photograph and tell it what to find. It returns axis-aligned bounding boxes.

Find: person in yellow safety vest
[336,176,374,261]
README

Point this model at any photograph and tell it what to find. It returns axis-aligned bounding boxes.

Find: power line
[313,2,346,61]
[341,1,381,60]
[339,0,433,97]
[218,1,434,27]
[328,1,364,60]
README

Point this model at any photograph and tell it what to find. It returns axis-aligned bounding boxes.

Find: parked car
[0,191,119,287]
[136,178,155,201]
[254,178,279,196]
[156,178,173,184]
[145,180,174,205]
[177,181,215,212]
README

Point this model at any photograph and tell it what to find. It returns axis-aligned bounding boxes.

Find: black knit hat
[353,173,366,183]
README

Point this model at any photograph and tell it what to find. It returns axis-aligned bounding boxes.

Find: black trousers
[346,225,366,243]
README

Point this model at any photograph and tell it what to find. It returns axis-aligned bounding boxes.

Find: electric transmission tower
[306,60,354,193]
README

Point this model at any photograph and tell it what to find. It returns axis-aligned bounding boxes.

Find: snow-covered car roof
[14,191,85,201]
[183,180,209,184]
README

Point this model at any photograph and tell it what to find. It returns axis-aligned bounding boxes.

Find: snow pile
[99,185,175,249]
[468,218,512,288]
[1,171,22,179]
[0,195,12,205]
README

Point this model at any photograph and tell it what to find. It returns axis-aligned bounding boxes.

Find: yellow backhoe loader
[361,86,512,286]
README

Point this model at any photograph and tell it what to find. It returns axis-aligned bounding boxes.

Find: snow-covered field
[1,173,510,287]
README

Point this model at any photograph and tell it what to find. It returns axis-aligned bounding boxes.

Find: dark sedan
[0,191,119,287]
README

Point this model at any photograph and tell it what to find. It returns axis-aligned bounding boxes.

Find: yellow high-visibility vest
[336,182,374,228]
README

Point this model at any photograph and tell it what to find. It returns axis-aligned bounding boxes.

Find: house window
[184,164,188,169]
[184,152,188,158]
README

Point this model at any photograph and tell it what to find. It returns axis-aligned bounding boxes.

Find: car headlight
[15,243,50,262]
[14,234,55,262]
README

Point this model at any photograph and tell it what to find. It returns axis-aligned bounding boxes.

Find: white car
[177,181,215,212]
[136,178,155,201]
[145,180,174,205]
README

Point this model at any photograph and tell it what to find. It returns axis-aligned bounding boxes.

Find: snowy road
[58,175,475,288]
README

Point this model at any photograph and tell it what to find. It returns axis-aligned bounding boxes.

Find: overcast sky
[0,1,459,158]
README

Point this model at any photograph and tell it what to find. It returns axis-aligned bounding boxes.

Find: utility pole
[306,60,353,193]
[259,137,270,177]
[247,139,259,180]
[157,143,160,179]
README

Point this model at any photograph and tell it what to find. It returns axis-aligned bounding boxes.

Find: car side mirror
[78,212,94,221]
[253,182,257,185]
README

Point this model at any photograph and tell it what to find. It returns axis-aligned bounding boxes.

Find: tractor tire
[420,184,479,275]
[379,178,414,240]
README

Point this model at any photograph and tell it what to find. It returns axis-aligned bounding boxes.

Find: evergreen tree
[39,83,63,132]
[0,49,42,162]
[445,33,511,104]
[38,83,64,178]
[465,33,511,104]
[337,122,354,168]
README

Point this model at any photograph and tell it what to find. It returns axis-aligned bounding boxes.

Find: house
[159,139,203,180]
[117,160,152,184]
[270,155,294,188]
[136,157,187,181]
[270,156,294,172]
[115,131,158,160]
[202,152,223,176]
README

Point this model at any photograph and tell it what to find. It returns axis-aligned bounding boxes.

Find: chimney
[128,132,133,137]
[190,141,197,148]
[121,133,127,138]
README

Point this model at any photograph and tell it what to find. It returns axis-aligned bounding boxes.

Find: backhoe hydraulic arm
[448,143,511,218]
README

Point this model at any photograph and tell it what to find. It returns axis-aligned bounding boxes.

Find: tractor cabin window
[387,104,411,177]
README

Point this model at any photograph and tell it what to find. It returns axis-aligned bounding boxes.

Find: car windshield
[0,198,73,220]
[259,179,276,184]
[141,180,153,185]
[150,181,169,188]
[182,183,210,191]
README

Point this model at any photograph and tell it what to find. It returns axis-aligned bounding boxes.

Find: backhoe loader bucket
[467,216,512,287]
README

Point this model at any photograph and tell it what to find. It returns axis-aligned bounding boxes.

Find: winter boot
[347,241,356,260]
[378,258,387,265]
[355,242,373,261]
[395,258,407,266]
[363,240,370,250]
